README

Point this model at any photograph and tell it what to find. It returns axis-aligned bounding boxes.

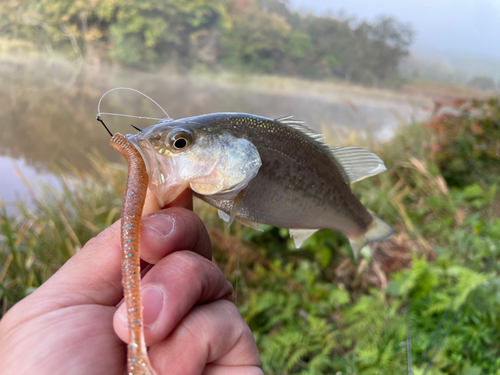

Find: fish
[126,112,394,257]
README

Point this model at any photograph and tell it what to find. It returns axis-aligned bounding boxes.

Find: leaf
[328,287,350,306]
[463,184,485,200]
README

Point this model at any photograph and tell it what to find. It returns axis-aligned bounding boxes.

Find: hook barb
[130,124,143,132]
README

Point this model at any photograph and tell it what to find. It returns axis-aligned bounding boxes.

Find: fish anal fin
[347,214,394,260]
[330,146,386,183]
[289,229,319,248]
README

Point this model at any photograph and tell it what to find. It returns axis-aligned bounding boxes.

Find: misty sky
[290,0,500,60]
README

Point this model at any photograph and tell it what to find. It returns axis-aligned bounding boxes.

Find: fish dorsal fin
[275,116,327,144]
[329,146,386,183]
[275,116,386,183]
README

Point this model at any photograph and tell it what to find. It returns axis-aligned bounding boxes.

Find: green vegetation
[427,97,500,188]
[0,0,413,86]
[1,97,500,373]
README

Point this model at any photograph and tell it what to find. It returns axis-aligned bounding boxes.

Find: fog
[291,0,500,61]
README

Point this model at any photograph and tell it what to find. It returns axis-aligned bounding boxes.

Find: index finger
[11,189,208,323]
[165,189,193,211]
[143,189,193,215]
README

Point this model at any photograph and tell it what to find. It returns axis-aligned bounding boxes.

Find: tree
[297,15,354,78]
[358,16,414,84]
[0,0,230,68]
[108,0,230,67]
[468,76,496,91]
[221,0,291,73]
[0,0,415,84]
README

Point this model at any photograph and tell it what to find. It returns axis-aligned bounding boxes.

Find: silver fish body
[127,113,394,255]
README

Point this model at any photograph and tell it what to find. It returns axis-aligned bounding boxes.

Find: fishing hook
[96,115,113,137]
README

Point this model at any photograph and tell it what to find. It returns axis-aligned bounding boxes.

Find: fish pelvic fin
[218,209,264,232]
[348,214,394,260]
[218,209,230,222]
[290,229,319,248]
[236,217,264,232]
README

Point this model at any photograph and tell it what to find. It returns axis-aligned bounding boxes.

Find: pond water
[0,55,433,209]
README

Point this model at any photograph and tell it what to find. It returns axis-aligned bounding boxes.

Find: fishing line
[421,300,454,363]
[97,87,171,122]
[422,303,464,375]
[406,297,413,375]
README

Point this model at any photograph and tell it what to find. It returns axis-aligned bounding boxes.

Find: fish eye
[174,138,187,149]
[169,131,193,151]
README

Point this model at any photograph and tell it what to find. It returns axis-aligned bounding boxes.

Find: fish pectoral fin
[289,229,319,248]
[218,191,244,228]
[217,209,264,232]
[347,214,394,260]
[330,146,387,183]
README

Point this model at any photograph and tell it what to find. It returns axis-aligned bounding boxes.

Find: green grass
[1,102,500,374]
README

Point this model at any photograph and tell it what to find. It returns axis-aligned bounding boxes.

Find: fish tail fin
[348,214,394,260]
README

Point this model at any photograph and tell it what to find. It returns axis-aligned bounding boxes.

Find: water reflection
[0,55,431,200]
[0,156,62,214]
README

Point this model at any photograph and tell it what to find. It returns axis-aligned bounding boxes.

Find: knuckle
[165,251,231,301]
[85,222,120,249]
[168,208,210,240]
[165,207,200,225]
[219,299,244,323]
[167,250,204,276]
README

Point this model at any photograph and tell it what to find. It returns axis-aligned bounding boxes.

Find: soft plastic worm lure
[96,88,167,373]
[109,132,157,375]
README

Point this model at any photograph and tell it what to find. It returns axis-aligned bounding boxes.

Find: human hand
[0,190,262,375]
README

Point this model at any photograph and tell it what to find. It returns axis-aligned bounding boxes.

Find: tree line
[1,0,414,86]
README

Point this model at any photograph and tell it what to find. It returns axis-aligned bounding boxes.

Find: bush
[426,97,500,188]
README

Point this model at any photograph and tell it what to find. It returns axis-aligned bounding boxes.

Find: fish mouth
[126,134,166,185]
[126,134,151,172]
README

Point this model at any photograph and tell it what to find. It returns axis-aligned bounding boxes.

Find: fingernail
[117,286,165,327]
[142,286,165,327]
[117,300,127,322]
[142,214,174,238]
